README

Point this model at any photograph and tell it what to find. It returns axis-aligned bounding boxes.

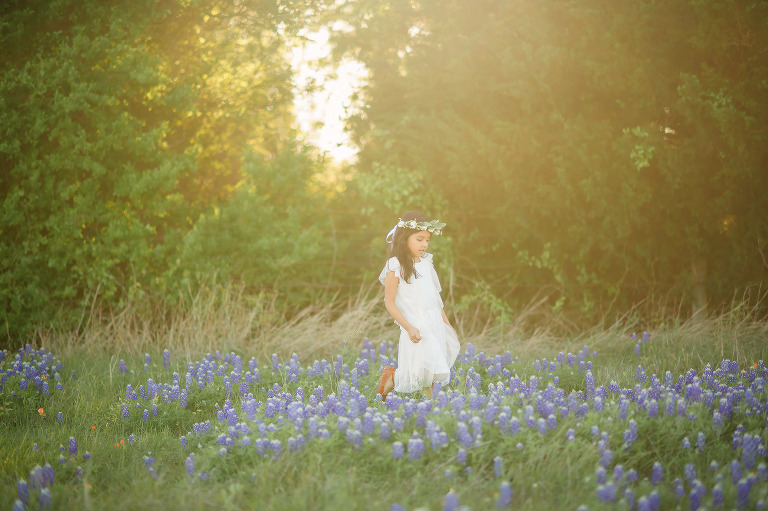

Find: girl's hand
[407,327,422,343]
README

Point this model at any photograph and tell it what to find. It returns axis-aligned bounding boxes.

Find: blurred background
[2,0,767,347]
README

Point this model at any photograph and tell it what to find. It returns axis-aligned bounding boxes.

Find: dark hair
[388,210,430,283]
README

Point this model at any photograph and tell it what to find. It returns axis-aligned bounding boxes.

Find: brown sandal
[377,366,395,401]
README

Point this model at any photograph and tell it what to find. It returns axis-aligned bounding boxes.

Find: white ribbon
[385,224,398,244]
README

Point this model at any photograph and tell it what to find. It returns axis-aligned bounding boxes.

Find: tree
[331,0,768,322]
[0,0,326,341]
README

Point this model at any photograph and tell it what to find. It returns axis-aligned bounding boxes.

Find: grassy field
[1,301,767,511]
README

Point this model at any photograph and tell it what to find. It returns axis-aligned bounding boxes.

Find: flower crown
[386,218,446,244]
[396,218,446,235]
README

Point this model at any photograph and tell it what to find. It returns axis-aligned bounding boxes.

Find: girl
[377,211,460,401]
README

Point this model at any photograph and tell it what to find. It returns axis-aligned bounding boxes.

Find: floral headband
[386,218,446,244]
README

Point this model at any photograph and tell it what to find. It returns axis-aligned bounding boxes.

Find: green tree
[0,0,325,341]
[332,0,768,322]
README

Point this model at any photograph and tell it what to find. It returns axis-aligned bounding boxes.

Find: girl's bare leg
[423,385,433,399]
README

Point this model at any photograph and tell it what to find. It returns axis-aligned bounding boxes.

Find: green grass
[2,310,767,511]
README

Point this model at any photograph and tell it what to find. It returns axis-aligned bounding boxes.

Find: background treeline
[2,0,767,344]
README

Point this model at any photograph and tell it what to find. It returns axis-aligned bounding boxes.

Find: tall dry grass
[29,281,768,369]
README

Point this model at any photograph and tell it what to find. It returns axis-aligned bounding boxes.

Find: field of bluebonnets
[1,308,767,511]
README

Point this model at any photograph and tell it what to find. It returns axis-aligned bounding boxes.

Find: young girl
[377,211,460,401]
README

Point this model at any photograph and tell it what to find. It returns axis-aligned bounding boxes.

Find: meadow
[1,296,767,511]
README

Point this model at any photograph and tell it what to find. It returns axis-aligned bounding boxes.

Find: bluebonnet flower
[390,504,405,511]
[596,482,616,502]
[185,456,195,477]
[596,467,607,484]
[712,410,723,428]
[682,437,691,449]
[737,477,751,509]
[83,451,91,461]
[56,412,63,424]
[696,432,706,452]
[536,418,547,435]
[758,462,767,481]
[497,481,513,508]
[120,360,128,374]
[17,479,29,504]
[651,462,663,485]
[40,488,52,510]
[152,403,158,416]
[613,465,624,483]
[672,478,685,500]
[598,448,613,468]
[456,447,467,465]
[741,433,761,469]
[647,491,660,511]
[346,429,362,449]
[456,422,472,447]
[443,491,460,511]
[585,371,595,399]
[547,414,557,430]
[392,441,404,459]
[712,482,724,507]
[590,425,600,437]
[626,469,638,484]
[163,349,170,369]
[509,417,520,436]
[141,409,149,422]
[684,463,697,482]
[689,480,706,510]
[731,459,742,484]
[128,434,135,443]
[635,343,641,357]
[68,437,77,456]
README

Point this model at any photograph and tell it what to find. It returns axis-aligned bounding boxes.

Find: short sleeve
[378,257,401,285]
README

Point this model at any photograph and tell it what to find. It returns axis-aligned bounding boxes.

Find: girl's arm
[384,271,422,342]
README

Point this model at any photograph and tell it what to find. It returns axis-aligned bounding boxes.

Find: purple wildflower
[68,437,77,456]
[443,491,460,511]
[731,459,743,485]
[696,432,706,452]
[712,483,724,507]
[497,482,513,509]
[17,480,29,504]
[651,462,663,486]
[456,448,467,465]
[596,482,617,502]
[184,456,195,477]
[737,477,751,509]
[392,441,404,459]
[56,412,63,424]
[40,488,52,510]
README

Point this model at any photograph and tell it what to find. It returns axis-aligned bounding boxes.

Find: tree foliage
[332,0,768,320]
[0,0,326,340]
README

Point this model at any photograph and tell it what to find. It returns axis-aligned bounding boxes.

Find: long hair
[388,210,430,283]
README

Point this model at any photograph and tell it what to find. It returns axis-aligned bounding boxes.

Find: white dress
[378,253,460,393]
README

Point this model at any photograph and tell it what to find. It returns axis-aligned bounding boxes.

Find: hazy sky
[291,27,366,163]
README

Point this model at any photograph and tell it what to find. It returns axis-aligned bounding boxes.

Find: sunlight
[290,25,367,163]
